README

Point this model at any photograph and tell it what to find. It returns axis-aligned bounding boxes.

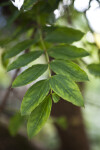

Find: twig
[0,69,20,112]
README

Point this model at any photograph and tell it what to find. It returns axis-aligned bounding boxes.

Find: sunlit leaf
[7,51,43,71]
[50,74,84,107]
[12,64,48,87]
[21,79,50,115]
[48,45,89,60]
[50,60,89,82]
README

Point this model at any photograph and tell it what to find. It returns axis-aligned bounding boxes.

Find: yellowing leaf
[27,96,52,138]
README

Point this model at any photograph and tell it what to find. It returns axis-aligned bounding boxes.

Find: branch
[0,69,20,112]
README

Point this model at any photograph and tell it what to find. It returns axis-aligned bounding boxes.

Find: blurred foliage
[0,0,100,149]
[8,112,25,136]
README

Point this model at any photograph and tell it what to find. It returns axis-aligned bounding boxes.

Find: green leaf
[0,38,11,48]
[45,26,84,44]
[87,63,100,76]
[1,52,9,68]
[6,10,20,28]
[7,51,43,71]
[8,112,25,136]
[48,45,89,60]
[52,93,60,103]
[24,0,37,10]
[5,39,37,59]
[50,74,84,107]
[27,95,52,138]
[55,116,67,130]
[50,60,89,82]
[12,64,48,87]
[21,80,50,115]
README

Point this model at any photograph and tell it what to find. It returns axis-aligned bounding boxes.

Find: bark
[51,84,90,150]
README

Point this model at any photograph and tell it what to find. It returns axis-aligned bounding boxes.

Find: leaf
[87,63,100,76]
[27,95,52,138]
[55,116,67,130]
[24,0,37,10]
[6,10,20,28]
[8,112,25,136]
[12,64,48,87]
[12,24,32,39]
[45,26,84,44]
[5,39,37,59]
[0,38,11,48]
[50,74,84,107]
[48,45,89,60]
[50,60,89,82]
[21,79,50,115]
[7,51,43,71]
[52,93,60,103]
[1,52,9,68]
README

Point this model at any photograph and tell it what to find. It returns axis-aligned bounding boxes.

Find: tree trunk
[51,84,90,150]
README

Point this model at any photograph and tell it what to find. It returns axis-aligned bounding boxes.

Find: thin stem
[37,16,52,96]
[39,28,51,78]
[39,30,49,62]
[37,15,52,78]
